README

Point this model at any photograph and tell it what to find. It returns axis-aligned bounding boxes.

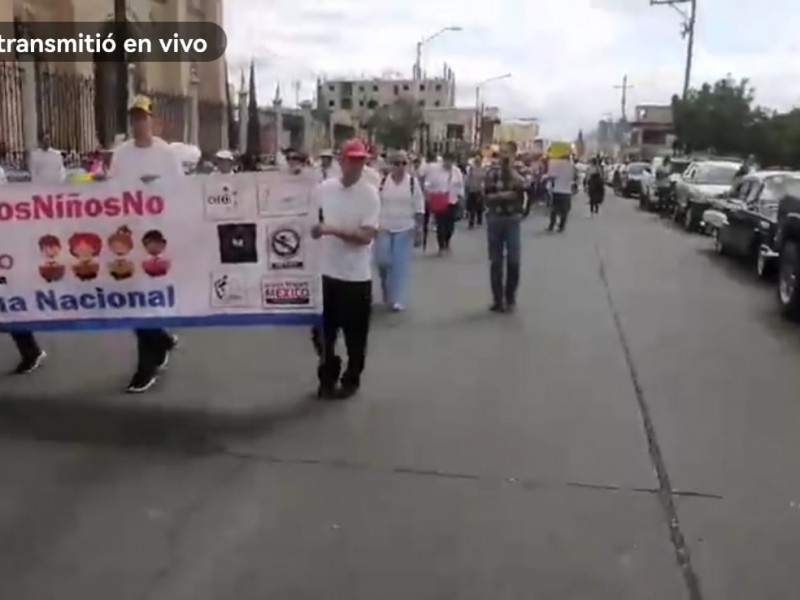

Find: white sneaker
[391,303,405,312]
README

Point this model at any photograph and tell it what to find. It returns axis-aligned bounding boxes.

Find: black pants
[316,276,372,390]
[434,204,457,250]
[549,193,572,231]
[134,328,172,372]
[422,205,431,249]
[589,191,603,213]
[10,331,40,358]
[466,191,484,227]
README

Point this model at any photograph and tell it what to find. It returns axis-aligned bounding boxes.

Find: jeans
[317,276,372,391]
[134,329,173,373]
[549,193,572,230]
[434,204,457,250]
[375,229,415,306]
[487,214,522,305]
[10,331,40,358]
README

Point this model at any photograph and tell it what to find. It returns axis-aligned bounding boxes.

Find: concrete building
[1,0,227,155]
[626,104,675,160]
[494,121,540,152]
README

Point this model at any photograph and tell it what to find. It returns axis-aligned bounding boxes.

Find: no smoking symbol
[271,228,300,258]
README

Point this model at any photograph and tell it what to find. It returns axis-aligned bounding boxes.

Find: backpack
[380,173,416,195]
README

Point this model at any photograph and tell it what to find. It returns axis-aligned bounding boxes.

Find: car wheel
[683,204,694,231]
[778,241,800,320]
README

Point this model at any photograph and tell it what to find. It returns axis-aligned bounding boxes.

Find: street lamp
[414,26,462,80]
[650,0,697,99]
[474,73,511,147]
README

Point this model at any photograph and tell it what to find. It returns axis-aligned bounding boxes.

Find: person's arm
[55,153,66,183]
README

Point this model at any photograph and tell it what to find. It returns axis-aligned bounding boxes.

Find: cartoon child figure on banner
[68,232,102,281]
[38,234,66,282]
[141,230,170,277]
[107,225,135,280]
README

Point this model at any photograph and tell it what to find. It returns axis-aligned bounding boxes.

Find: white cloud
[223,0,800,139]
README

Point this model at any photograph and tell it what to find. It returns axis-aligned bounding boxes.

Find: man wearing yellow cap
[108,95,185,393]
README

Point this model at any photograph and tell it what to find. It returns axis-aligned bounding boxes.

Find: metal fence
[1,60,227,167]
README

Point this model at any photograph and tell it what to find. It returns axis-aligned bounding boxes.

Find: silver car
[673,160,742,231]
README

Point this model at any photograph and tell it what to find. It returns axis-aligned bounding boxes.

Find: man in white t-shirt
[109,95,184,393]
[546,156,577,232]
[316,149,340,182]
[29,132,65,185]
[310,138,380,399]
[421,152,464,254]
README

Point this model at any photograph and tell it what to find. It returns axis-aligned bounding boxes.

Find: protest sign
[0,172,321,331]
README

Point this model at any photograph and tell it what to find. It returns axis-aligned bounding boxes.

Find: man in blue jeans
[483,142,526,313]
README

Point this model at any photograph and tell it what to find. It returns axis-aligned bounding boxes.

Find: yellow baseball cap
[128,94,154,115]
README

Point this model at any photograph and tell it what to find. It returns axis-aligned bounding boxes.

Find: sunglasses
[392,161,408,166]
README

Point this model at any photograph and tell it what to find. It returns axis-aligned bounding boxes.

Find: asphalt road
[2,192,799,600]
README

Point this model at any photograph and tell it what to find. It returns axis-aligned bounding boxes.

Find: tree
[365,98,423,150]
[671,76,756,156]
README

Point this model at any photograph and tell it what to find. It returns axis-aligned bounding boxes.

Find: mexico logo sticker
[261,276,312,308]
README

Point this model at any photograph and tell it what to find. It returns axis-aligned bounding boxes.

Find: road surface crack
[594,241,704,600]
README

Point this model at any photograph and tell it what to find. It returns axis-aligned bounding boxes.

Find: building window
[435,84,442,91]
[328,85,335,92]
[434,100,440,107]
[373,85,378,91]
[359,85,365,92]
[393,85,399,95]
[419,84,426,91]
[418,99,425,106]
[358,99,364,107]
[403,84,409,91]
[328,100,335,107]
[341,97,352,109]
[367,99,378,109]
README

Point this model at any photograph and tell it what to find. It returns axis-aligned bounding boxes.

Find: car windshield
[627,163,648,175]
[695,164,739,185]
[670,161,690,175]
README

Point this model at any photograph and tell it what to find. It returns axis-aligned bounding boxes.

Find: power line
[650,0,697,99]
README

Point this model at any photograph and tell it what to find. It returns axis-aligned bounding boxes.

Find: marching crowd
[3,94,582,400]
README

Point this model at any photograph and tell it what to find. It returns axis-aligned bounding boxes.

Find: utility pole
[614,75,633,121]
[650,0,697,99]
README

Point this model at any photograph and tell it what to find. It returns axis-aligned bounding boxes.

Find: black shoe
[316,385,337,400]
[125,368,158,393]
[156,334,179,371]
[505,302,516,313]
[12,350,47,375]
[490,303,505,313]
[335,383,359,399]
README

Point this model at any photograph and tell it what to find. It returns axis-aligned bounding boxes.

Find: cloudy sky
[223,0,800,139]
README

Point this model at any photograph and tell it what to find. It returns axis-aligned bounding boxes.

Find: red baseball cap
[340,139,369,159]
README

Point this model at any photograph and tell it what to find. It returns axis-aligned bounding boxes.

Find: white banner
[0,172,322,331]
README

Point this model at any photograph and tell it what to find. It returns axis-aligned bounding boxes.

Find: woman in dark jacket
[586,157,605,214]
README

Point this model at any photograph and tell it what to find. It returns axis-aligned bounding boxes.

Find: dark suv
[774,179,800,319]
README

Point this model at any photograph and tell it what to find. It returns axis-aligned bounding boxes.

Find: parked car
[641,156,692,212]
[704,171,800,278]
[619,162,650,198]
[773,178,800,319]
[673,159,742,231]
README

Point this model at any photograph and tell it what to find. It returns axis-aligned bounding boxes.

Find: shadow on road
[0,392,332,454]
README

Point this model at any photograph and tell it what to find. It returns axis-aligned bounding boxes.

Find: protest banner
[0,172,321,331]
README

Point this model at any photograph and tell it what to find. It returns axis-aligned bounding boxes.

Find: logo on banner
[257,179,310,216]
[268,223,304,270]
[204,180,242,220]
[210,271,248,307]
[261,277,311,308]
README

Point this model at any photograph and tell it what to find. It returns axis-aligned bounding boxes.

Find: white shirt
[423,163,464,204]
[379,173,424,232]
[109,136,184,180]
[313,177,380,282]
[549,159,575,195]
[317,161,341,182]
[29,148,65,184]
